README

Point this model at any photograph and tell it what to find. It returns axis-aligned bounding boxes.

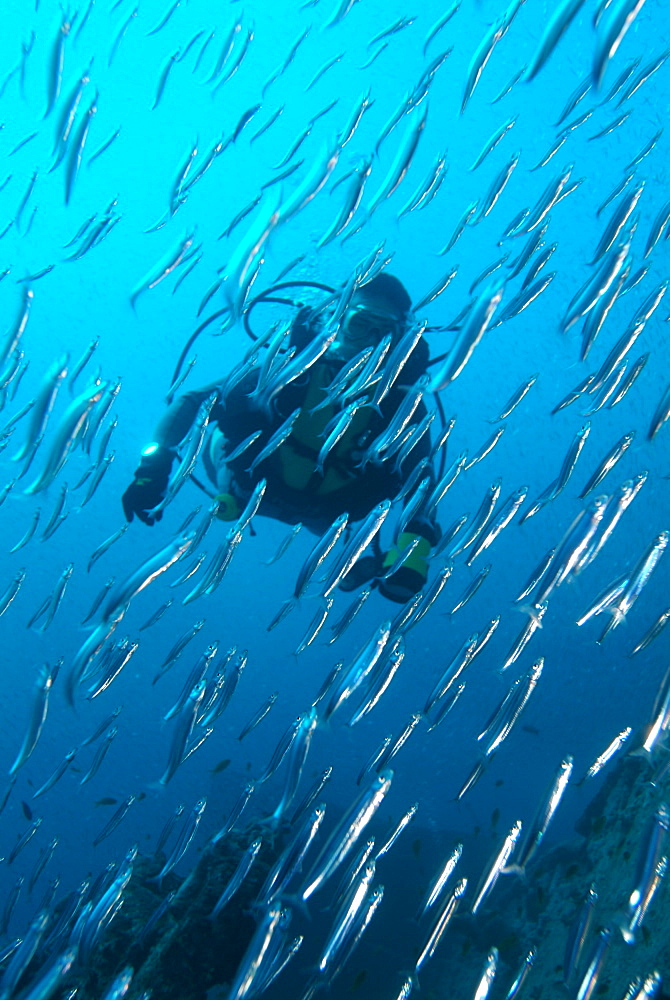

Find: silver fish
[476,152,519,223]
[102,533,194,624]
[429,280,504,390]
[507,757,573,874]
[24,381,107,495]
[526,0,586,79]
[424,633,479,713]
[479,659,544,756]
[470,116,517,171]
[591,181,644,262]
[325,621,392,719]
[301,769,393,900]
[268,707,318,825]
[0,569,26,618]
[534,496,609,606]
[415,876,467,973]
[471,820,522,914]
[619,49,669,104]
[160,680,206,785]
[506,947,536,999]
[582,727,632,781]
[578,430,634,498]
[322,500,391,597]
[630,607,670,656]
[593,0,649,88]
[209,838,262,919]
[9,662,58,776]
[648,382,670,440]
[598,531,669,642]
[319,158,371,246]
[367,107,428,215]
[564,884,598,986]
[423,3,460,55]
[439,200,478,253]
[461,0,525,112]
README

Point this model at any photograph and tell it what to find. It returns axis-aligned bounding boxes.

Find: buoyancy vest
[273,362,377,495]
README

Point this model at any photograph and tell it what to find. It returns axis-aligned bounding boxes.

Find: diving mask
[329,303,403,360]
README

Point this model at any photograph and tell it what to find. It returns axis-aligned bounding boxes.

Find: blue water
[0,0,669,996]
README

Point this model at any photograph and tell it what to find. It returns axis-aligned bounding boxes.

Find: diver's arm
[152,380,225,450]
[122,380,224,525]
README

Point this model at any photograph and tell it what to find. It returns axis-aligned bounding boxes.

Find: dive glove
[122,445,176,525]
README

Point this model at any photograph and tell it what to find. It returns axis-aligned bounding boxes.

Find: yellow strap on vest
[215,493,241,521]
[383,532,431,575]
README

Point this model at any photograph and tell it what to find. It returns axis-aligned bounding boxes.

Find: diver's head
[329,273,412,362]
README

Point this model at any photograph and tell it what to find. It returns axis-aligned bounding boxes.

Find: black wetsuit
[155,310,437,535]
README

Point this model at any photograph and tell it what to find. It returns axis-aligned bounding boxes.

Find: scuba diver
[121,272,441,603]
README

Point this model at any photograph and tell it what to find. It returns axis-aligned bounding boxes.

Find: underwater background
[0,0,669,997]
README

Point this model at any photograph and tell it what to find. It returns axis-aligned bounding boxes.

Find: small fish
[301,770,393,900]
[598,531,669,643]
[588,109,631,140]
[592,0,649,88]
[306,52,343,91]
[470,116,517,171]
[506,758,573,874]
[415,877,468,974]
[93,794,137,848]
[555,75,592,124]
[153,50,180,110]
[626,128,663,168]
[493,373,538,421]
[423,3,460,55]
[648,381,670,440]
[251,105,285,145]
[581,728,632,781]
[475,152,519,223]
[439,200,478,254]
[472,948,499,1000]
[368,108,428,216]
[130,230,196,308]
[321,501,391,599]
[95,797,119,807]
[471,820,523,914]
[319,159,372,246]
[64,96,98,204]
[462,0,525,112]
[526,0,586,80]
[325,0,361,28]
[32,748,77,799]
[579,430,635,498]
[619,51,669,104]
[414,267,459,311]
[429,281,504,390]
[211,758,232,774]
[368,16,415,49]
[529,133,567,171]
[45,16,71,118]
[467,486,527,564]
[147,0,181,36]
[492,64,526,103]
[209,837,263,918]
[630,607,670,656]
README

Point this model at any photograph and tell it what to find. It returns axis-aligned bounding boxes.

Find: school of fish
[0,0,669,998]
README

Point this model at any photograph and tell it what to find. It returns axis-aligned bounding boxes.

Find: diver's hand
[377,565,425,604]
[122,446,175,525]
